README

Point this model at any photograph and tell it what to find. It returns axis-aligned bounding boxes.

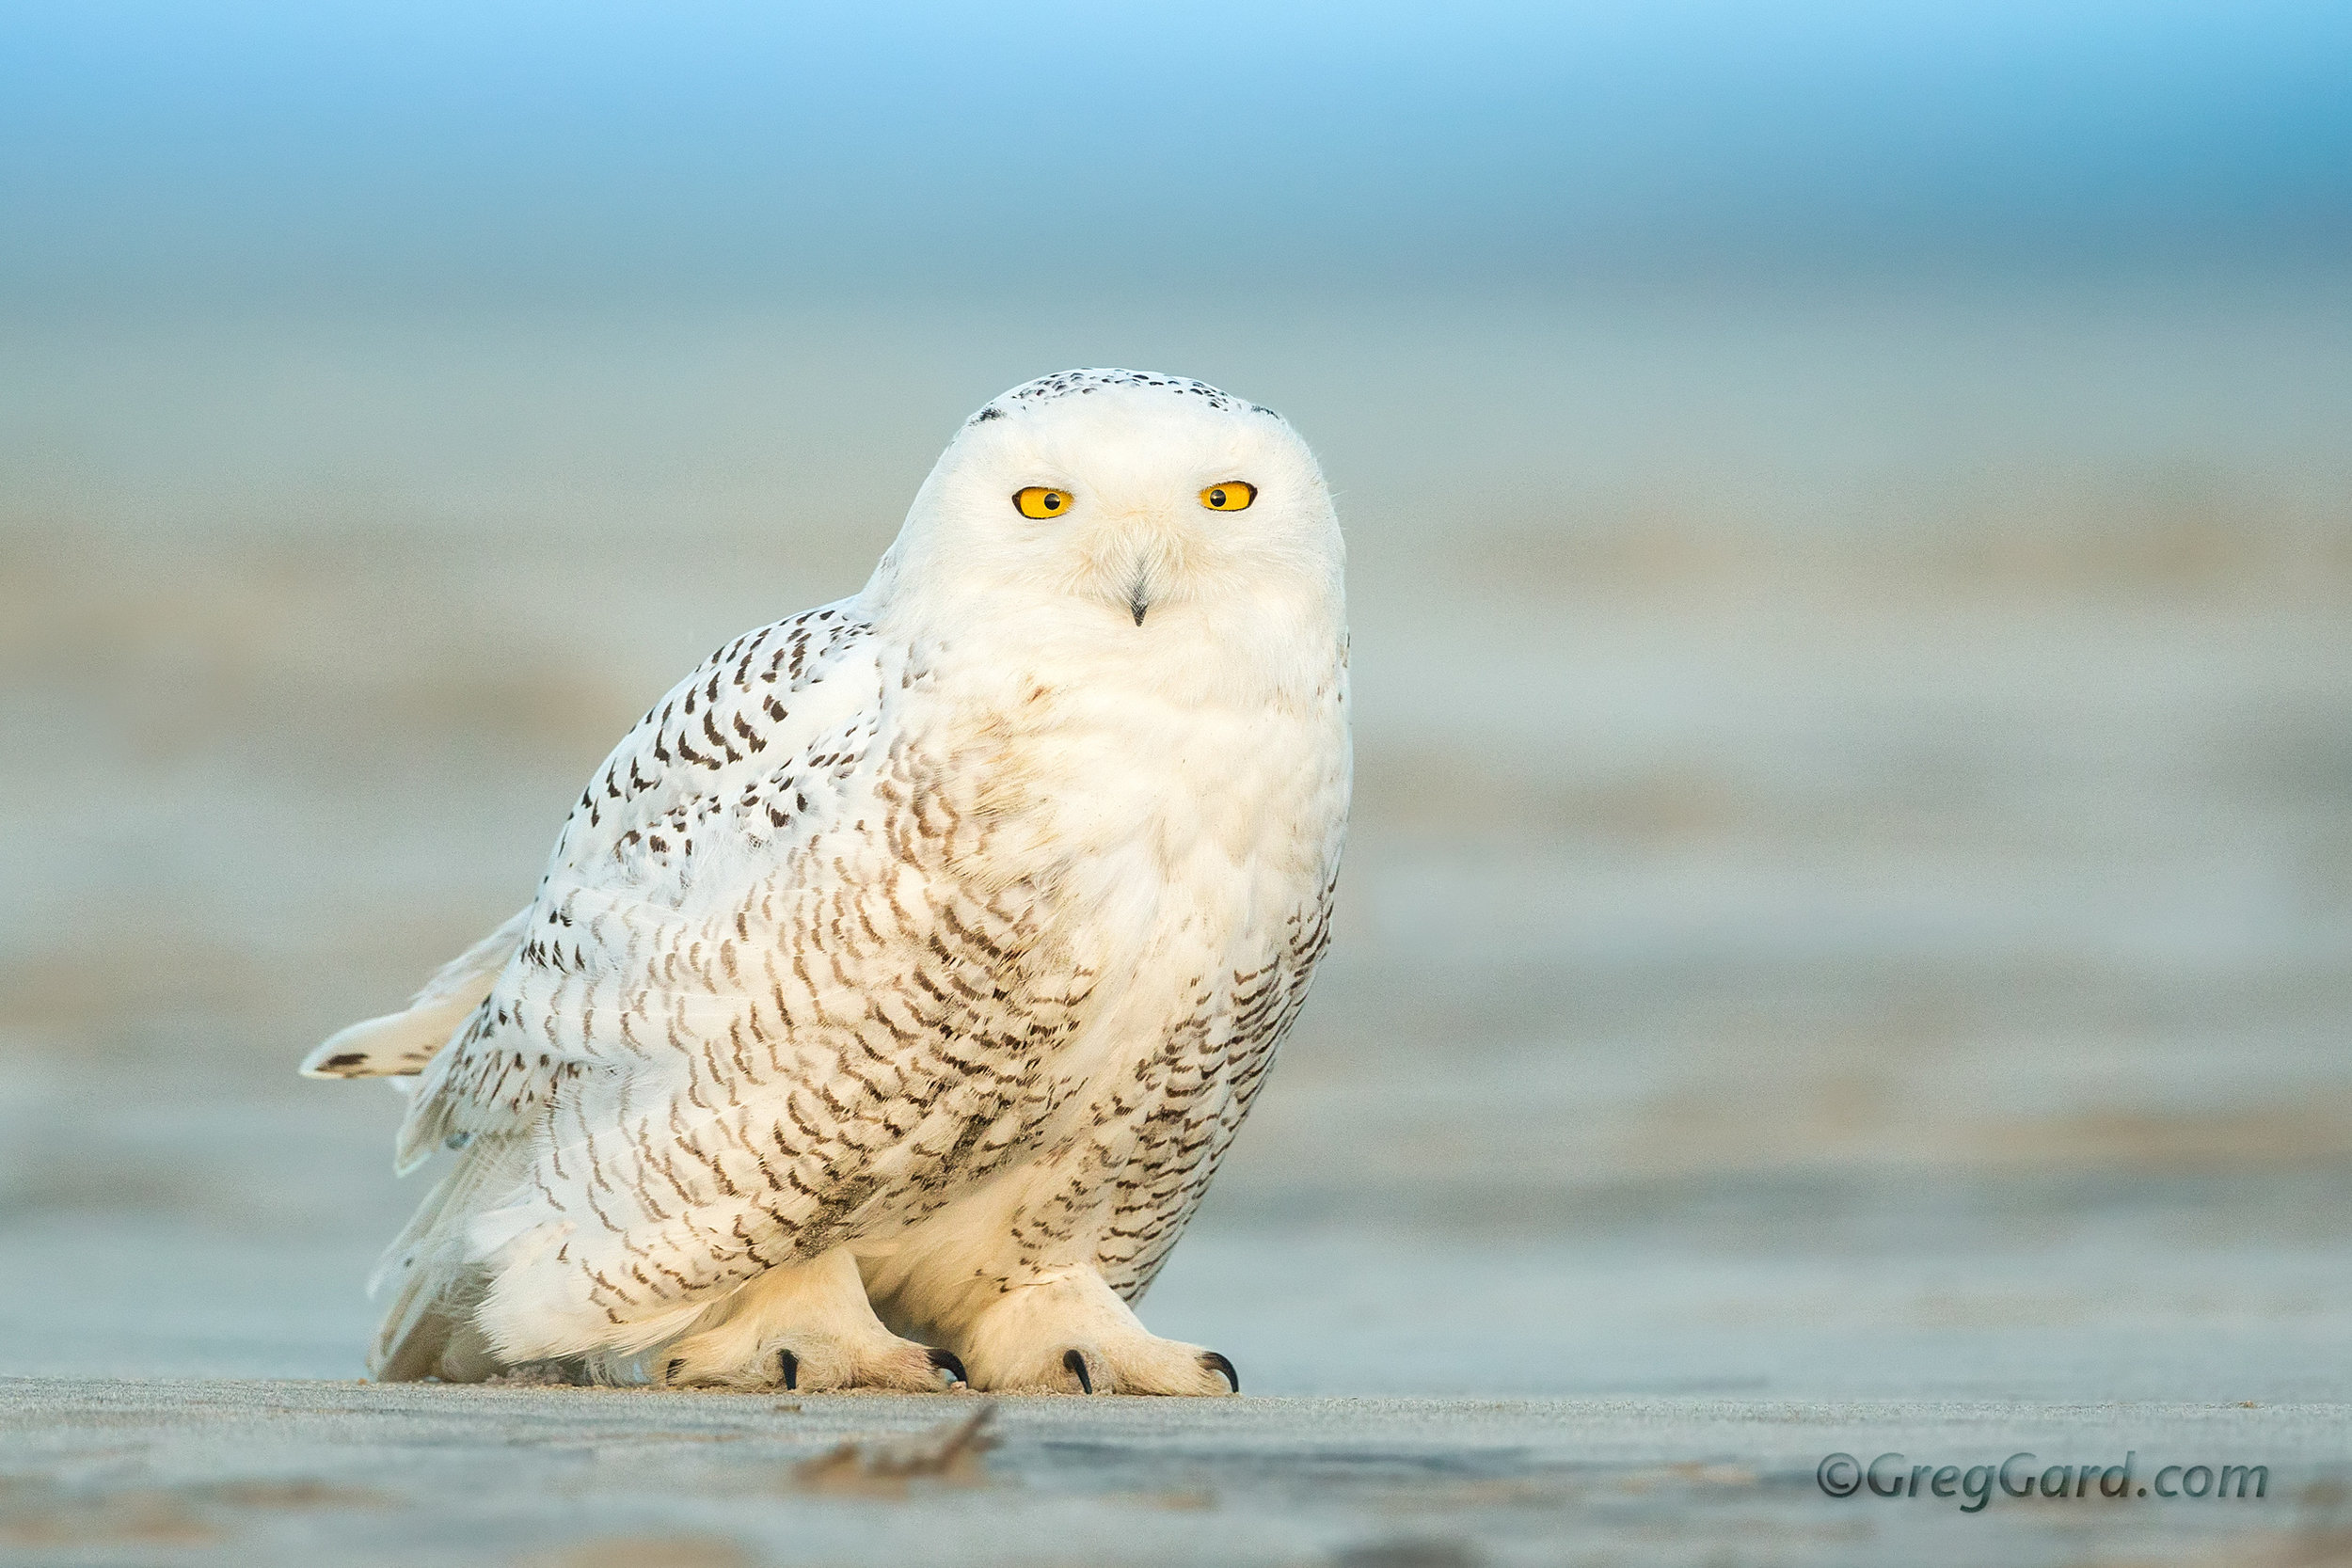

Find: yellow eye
[1014,486,1073,519]
[1200,481,1256,512]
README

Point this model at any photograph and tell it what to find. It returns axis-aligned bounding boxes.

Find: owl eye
[1199,482,1256,512]
[1013,486,1073,519]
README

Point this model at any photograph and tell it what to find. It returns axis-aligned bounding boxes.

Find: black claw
[665,1358,684,1386]
[1062,1348,1093,1394]
[1201,1351,1240,1394]
[928,1348,968,1386]
[777,1349,799,1391]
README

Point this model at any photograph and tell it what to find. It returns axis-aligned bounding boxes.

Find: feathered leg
[946,1264,1235,1395]
[659,1247,963,1393]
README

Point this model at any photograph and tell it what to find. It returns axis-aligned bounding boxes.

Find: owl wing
[375,602,1096,1361]
[389,599,885,1169]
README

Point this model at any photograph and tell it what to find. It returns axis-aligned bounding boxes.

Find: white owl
[303,370,1350,1395]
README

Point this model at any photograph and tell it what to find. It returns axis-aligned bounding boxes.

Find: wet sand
[7,1378,2346,1567]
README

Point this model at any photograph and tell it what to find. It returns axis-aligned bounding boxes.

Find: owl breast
[908,636,1349,1292]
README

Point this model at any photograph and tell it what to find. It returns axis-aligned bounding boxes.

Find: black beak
[1130,598,1148,626]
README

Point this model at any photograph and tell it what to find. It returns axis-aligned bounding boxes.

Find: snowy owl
[302,370,1350,1395]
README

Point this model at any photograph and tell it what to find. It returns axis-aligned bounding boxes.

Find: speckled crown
[966,369,1279,427]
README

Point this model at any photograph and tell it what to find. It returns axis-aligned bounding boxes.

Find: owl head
[864,370,1343,653]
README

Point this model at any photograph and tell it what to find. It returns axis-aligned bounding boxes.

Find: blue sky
[4,1,2348,304]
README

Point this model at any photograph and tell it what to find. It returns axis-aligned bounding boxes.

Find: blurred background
[3,0,2348,1399]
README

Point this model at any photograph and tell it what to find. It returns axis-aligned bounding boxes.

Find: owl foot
[660,1247,963,1392]
[955,1266,1238,1395]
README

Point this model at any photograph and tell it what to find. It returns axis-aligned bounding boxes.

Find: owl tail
[366,1133,533,1382]
[299,908,532,1079]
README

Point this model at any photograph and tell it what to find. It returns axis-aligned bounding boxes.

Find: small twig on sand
[794,1404,1000,1497]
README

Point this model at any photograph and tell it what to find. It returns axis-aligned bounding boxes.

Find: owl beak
[1097,517,1172,626]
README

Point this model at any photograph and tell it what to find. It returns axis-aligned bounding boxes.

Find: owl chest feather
[914,639,1346,1158]
[961,662,1336,943]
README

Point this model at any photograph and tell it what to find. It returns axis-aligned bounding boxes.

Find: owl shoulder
[544,601,888,880]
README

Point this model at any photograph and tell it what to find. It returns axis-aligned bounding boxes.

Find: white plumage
[304,371,1350,1394]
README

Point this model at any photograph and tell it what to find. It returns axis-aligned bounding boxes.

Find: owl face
[875,372,1343,641]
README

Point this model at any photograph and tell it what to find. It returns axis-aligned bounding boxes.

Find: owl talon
[665,1358,684,1386]
[928,1348,968,1386]
[777,1349,799,1390]
[956,1270,1240,1393]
